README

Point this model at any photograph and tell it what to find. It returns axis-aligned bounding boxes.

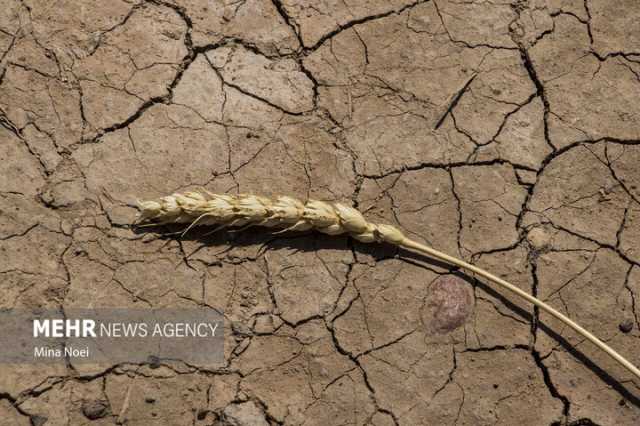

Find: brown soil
[1,0,639,425]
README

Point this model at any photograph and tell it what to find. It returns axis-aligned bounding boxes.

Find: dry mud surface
[1,0,640,425]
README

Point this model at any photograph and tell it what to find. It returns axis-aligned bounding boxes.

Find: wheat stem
[136,191,640,380]
[399,238,640,380]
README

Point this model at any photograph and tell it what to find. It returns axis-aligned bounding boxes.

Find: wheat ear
[136,191,640,380]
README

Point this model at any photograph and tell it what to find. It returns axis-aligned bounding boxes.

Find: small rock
[422,275,474,334]
[233,337,251,355]
[147,355,161,369]
[81,399,110,420]
[619,319,634,333]
[60,219,74,235]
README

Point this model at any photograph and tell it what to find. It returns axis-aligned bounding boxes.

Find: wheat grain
[136,190,640,381]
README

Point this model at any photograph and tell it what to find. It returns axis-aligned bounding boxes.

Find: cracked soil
[1,0,640,425]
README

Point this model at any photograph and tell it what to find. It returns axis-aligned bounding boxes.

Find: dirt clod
[81,399,109,420]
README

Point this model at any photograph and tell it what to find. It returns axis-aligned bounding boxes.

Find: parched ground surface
[1,0,640,425]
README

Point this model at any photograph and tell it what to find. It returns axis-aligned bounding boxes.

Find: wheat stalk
[136,191,640,381]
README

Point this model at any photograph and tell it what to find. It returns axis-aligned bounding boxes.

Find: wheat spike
[137,191,405,244]
[136,191,640,381]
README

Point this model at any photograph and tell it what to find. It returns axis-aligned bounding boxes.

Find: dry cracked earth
[1,0,640,425]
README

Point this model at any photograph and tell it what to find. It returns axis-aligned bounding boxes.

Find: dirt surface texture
[2,0,640,425]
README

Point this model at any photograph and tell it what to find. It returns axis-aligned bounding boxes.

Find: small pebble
[423,275,475,334]
[619,319,634,333]
[147,355,161,368]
